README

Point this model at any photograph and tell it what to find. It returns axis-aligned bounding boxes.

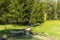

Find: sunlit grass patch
[31,20,60,40]
[0,24,27,30]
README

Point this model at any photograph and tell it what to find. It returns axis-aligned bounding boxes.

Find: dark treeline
[0,0,60,25]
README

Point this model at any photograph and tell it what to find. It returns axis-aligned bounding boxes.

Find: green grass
[0,24,27,30]
[31,20,60,40]
[0,24,27,35]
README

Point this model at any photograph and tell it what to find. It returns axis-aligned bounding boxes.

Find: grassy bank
[31,20,60,40]
[0,24,27,30]
[0,24,27,36]
[0,20,60,40]
[0,25,40,40]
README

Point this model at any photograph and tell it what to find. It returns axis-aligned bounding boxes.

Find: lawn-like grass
[0,24,27,30]
[31,20,60,40]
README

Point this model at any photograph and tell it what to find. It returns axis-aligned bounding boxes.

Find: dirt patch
[33,35,54,40]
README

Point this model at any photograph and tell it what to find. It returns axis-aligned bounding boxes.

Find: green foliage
[0,0,60,25]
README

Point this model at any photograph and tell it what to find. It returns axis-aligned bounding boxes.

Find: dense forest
[0,0,60,25]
